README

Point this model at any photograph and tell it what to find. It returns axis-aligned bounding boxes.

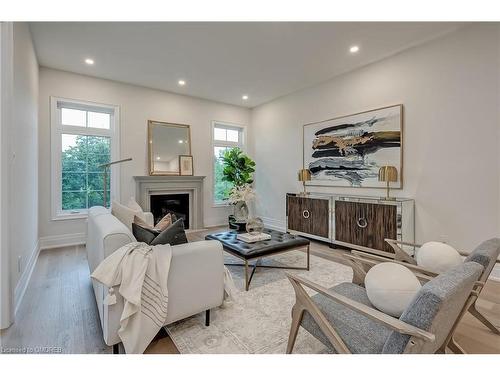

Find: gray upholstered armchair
[286,262,483,354]
[345,238,500,353]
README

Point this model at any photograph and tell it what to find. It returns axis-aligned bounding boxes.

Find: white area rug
[165,250,353,354]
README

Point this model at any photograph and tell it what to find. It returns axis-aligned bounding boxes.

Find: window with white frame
[51,97,119,219]
[212,121,245,205]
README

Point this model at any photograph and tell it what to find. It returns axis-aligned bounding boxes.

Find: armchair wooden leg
[469,303,500,334]
[287,304,305,354]
[448,337,466,354]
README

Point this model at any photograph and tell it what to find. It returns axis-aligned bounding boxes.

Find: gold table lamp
[378,165,398,200]
[298,169,311,196]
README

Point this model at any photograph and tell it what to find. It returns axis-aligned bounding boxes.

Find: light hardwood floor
[1,227,499,354]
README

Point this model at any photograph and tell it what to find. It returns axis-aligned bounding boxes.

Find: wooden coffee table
[205,228,310,291]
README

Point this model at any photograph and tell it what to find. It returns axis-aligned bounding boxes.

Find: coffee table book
[236,232,272,243]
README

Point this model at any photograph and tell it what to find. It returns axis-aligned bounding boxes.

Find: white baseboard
[39,232,86,250]
[261,216,286,232]
[14,240,40,315]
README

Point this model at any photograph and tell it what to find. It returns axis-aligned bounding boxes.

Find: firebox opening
[150,193,190,229]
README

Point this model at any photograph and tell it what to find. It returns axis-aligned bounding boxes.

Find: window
[51,97,119,219]
[212,121,245,205]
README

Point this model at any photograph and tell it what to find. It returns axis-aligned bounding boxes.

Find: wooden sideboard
[286,193,414,254]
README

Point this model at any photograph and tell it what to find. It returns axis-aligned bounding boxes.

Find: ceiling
[30,22,463,108]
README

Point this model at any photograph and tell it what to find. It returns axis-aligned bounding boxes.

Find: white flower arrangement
[228,184,256,204]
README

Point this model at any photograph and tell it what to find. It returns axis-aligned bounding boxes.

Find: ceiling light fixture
[156,156,161,160]
[85,58,95,65]
[178,80,186,86]
[242,95,249,100]
[349,45,360,54]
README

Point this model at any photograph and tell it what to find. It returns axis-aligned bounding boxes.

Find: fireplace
[134,176,205,229]
[150,193,190,229]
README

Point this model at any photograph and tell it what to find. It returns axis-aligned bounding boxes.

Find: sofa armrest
[165,240,225,324]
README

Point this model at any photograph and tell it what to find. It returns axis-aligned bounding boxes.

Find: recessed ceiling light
[85,58,94,65]
[178,80,186,86]
[242,95,249,100]
[156,156,161,160]
[178,140,183,144]
[349,45,360,54]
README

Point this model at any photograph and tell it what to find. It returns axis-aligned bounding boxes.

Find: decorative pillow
[151,219,188,246]
[132,219,188,246]
[416,241,463,274]
[111,201,142,231]
[365,262,422,317]
[132,222,160,244]
[154,213,173,231]
[127,197,143,212]
[133,213,173,232]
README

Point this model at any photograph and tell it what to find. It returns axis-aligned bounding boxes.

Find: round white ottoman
[365,262,421,317]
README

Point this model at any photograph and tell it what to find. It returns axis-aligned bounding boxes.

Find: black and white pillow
[132,218,188,246]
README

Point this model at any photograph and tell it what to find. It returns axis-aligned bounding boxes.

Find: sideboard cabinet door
[335,200,397,253]
[287,196,329,239]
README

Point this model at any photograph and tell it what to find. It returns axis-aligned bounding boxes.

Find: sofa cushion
[300,282,393,353]
[111,201,141,231]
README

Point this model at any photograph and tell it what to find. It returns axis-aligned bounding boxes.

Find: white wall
[251,24,500,252]
[38,68,251,239]
[10,23,39,309]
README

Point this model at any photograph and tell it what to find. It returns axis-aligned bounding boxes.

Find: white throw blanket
[91,242,172,354]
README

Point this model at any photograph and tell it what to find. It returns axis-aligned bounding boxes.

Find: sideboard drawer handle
[302,210,310,219]
[356,217,368,228]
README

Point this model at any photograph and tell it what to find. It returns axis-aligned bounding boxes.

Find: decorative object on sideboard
[99,157,132,208]
[378,165,398,200]
[303,104,403,188]
[297,168,311,196]
[221,147,256,227]
[148,120,191,175]
[179,155,194,176]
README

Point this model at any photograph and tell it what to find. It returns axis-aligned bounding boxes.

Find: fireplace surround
[133,175,205,229]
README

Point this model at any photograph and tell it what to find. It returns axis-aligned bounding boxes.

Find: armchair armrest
[350,250,439,278]
[385,238,471,258]
[286,272,436,343]
[346,252,485,292]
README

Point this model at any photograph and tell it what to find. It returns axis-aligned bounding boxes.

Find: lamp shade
[298,169,311,182]
[378,166,398,183]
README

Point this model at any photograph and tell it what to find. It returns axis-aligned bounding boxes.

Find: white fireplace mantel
[133,175,205,229]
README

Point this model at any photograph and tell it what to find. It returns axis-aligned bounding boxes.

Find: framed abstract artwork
[303,104,403,188]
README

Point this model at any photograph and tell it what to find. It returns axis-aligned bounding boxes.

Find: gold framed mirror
[148,120,192,175]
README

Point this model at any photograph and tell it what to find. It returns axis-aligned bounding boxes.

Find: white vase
[233,201,249,222]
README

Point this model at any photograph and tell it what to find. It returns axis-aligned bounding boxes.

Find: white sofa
[86,206,225,352]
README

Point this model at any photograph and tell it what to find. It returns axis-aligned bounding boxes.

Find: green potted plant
[221,148,256,226]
